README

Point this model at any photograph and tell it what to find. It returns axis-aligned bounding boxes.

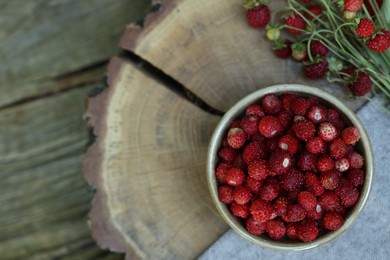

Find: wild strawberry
[291,42,308,61]
[310,40,329,57]
[218,185,234,204]
[320,170,341,190]
[366,29,390,53]
[258,116,282,137]
[278,135,299,154]
[304,60,329,79]
[216,162,231,184]
[246,104,265,117]
[265,137,279,152]
[297,191,317,211]
[225,168,245,186]
[306,204,324,220]
[245,177,263,194]
[319,191,341,211]
[266,220,286,240]
[329,139,348,159]
[306,137,326,154]
[269,150,293,175]
[328,109,344,129]
[306,4,322,20]
[298,150,317,171]
[341,126,361,145]
[266,24,281,41]
[335,158,350,172]
[246,5,271,28]
[241,115,260,135]
[293,120,316,141]
[250,199,274,222]
[227,128,247,149]
[231,202,250,218]
[344,0,363,19]
[356,18,375,37]
[347,71,372,96]
[307,105,327,124]
[251,132,266,142]
[281,93,298,110]
[349,152,364,169]
[233,186,252,204]
[336,180,359,207]
[218,146,238,162]
[305,172,325,196]
[278,110,294,131]
[273,39,292,58]
[274,196,288,216]
[291,98,311,116]
[318,122,338,142]
[285,12,306,35]
[260,178,281,201]
[347,169,365,187]
[230,119,241,128]
[322,212,344,231]
[243,141,267,163]
[282,204,306,222]
[280,168,305,192]
[246,217,267,235]
[286,223,298,240]
[296,219,319,242]
[262,94,282,115]
[248,159,268,181]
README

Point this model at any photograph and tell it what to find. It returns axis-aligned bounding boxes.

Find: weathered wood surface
[85,0,368,259]
[0,0,151,259]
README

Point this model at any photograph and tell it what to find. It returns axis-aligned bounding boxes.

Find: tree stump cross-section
[83,0,367,259]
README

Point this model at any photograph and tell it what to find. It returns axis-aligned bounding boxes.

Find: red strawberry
[225,168,246,186]
[310,41,329,57]
[246,217,267,235]
[260,177,281,201]
[306,4,322,20]
[347,72,372,96]
[349,152,364,169]
[342,126,361,144]
[305,172,325,196]
[243,141,267,163]
[366,29,390,53]
[248,159,269,181]
[246,5,271,28]
[298,150,317,171]
[291,97,311,116]
[280,168,305,192]
[317,154,335,172]
[281,93,298,110]
[318,122,338,142]
[258,116,282,138]
[216,162,231,184]
[286,223,298,240]
[241,115,261,135]
[250,199,274,222]
[278,110,294,131]
[307,105,327,124]
[218,185,234,204]
[227,128,247,149]
[293,120,316,141]
[273,39,292,59]
[245,177,263,194]
[322,212,344,230]
[231,202,250,218]
[265,137,279,152]
[306,137,326,154]
[278,135,299,154]
[320,170,340,190]
[329,139,348,159]
[246,104,265,117]
[282,204,306,222]
[344,0,363,19]
[262,94,282,115]
[285,12,306,35]
[269,150,293,175]
[297,191,317,211]
[347,169,365,187]
[335,179,360,207]
[218,146,238,162]
[266,220,286,240]
[319,191,341,211]
[233,186,252,204]
[296,219,319,242]
[304,60,329,80]
[356,18,375,37]
[327,109,344,129]
[274,196,288,216]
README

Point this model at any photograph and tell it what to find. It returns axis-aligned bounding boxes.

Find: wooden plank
[120,0,366,112]
[84,57,227,259]
[0,0,151,107]
[0,86,120,259]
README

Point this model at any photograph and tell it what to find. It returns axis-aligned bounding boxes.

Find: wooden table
[0,1,149,259]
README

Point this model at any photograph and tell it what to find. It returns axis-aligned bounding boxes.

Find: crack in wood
[119,50,224,117]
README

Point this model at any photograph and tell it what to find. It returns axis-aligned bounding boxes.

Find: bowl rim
[206,84,374,251]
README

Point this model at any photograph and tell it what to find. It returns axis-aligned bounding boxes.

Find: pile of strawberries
[243,0,390,98]
[216,93,365,242]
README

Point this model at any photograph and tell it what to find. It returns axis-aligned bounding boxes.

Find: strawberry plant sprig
[243,0,390,114]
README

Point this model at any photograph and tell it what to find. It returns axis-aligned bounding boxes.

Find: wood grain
[120,0,366,112]
[84,57,227,259]
[0,0,151,107]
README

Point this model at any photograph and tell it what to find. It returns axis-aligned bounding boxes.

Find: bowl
[206,84,374,251]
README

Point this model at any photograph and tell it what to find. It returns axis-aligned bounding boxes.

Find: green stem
[365,96,390,115]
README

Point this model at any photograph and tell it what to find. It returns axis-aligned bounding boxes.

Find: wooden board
[84,0,369,259]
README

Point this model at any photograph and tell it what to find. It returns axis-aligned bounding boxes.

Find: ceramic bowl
[206,84,374,251]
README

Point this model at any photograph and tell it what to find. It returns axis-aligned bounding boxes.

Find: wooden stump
[84,0,367,259]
